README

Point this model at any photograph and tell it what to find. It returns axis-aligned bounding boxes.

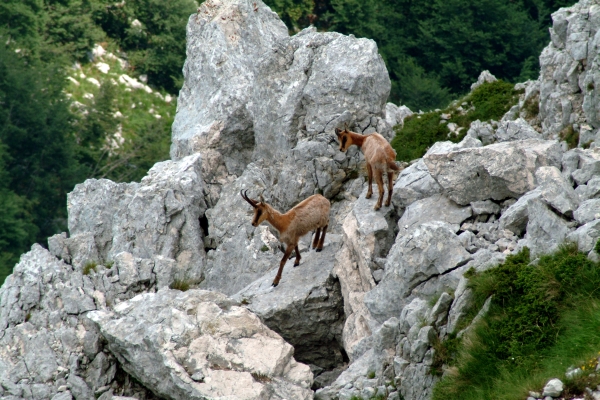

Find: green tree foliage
[0,0,104,62]
[0,141,37,284]
[0,43,85,266]
[264,0,578,110]
[93,0,197,93]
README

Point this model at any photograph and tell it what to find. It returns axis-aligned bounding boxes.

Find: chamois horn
[240,190,258,208]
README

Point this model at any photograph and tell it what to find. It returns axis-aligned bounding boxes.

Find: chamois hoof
[373,205,381,211]
[316,248,323,253]
[384,201,391,207]
[271,281,279,287]
[365,193,372,199]
[294,262,300,267]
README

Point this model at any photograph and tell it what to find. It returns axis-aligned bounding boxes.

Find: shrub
[169,279,191,291]
[82,261,98,275]
[559,125,579,149]
[391,80,520,162]
[433,244,600,400]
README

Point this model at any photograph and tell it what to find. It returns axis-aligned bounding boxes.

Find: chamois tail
[388,161,401,171]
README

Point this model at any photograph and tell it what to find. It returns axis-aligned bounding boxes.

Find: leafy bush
[433,245,600,400]
[391,80,519,162]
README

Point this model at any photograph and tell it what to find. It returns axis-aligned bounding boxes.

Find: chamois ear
[259,194,265,204]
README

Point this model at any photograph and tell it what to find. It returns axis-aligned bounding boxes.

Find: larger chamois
[241,190,330,287]
[335,127,400,210]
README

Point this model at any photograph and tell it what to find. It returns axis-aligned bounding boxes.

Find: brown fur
[335,128,400,210]
[241,191,330,286]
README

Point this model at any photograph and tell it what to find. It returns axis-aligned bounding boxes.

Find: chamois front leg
[316,224,328,252]
[273,244,294,287]
[385,171,394,207]
[312,228,321,249]
[294,245,301,267]
[366,163,373,199]
[374,171,384,211]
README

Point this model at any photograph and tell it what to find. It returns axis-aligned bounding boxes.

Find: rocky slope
[3,0,600,399]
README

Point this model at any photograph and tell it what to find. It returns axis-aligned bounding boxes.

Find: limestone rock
[233,238,345,370]
[539,0,600,139]
[572,148,600,185]
[172,0,390,205]
[59,154,207,283]
[536,166,580,217]
[470,70,497,91]
[0,245,155,400]
[397,194,472,234]
[391,160,443,210]
[574,199,600,225]
[525,199,572,258]
[88,289,313,400]
[386,103,413,129]
[542,378,564,398]
[466,120,495,145]
[335,190,397,360]
[567,219,600,253]
[364,222,471,323]
[424,139,562,205]
[495,118,541,142]
[498,190,542,235]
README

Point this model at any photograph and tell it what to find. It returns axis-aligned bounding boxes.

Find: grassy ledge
[391,80,521,162]
[433,244,600,400]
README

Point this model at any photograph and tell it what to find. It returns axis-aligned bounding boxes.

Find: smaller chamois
[241,190,330,287]
[335,127,400,210]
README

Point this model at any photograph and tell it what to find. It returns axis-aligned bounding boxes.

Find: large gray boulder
[88,289,313,400]
[539,0,600,139]
[0,245,157,400]
[424,139,562,205]
[525,199,572,258]
[495,118,541,142]
[335,190,397,360]
[364,222,472,323]
[535,166,580,217]
[233,238,345,370]
[397,194,472,234]
[50,154,207,284]
[172,0,391,206]
[391,160,443,210]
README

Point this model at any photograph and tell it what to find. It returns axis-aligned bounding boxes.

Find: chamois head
[240,190,268,227]
[335,127,353,152]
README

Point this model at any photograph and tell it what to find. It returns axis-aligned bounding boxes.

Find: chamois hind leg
[385,171,394,207]
[273,245,294,287]
[366,163,373,199]
[316,224,328,252]
[374,170,384,211]
[294,245,301,267]
[312,228,321,249]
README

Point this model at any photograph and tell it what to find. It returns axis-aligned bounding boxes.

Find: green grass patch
[433,245,600,400]
[82,261,98,275]
[559,125,579,150]
[169,279,192,292]
[391,80,520,162]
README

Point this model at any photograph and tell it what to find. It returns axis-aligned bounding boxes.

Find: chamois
[241,190,330,287]
[335,127,400,210]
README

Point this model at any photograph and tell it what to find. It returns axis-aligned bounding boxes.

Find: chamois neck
[350,131,366,148]
[265,205,288,233]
